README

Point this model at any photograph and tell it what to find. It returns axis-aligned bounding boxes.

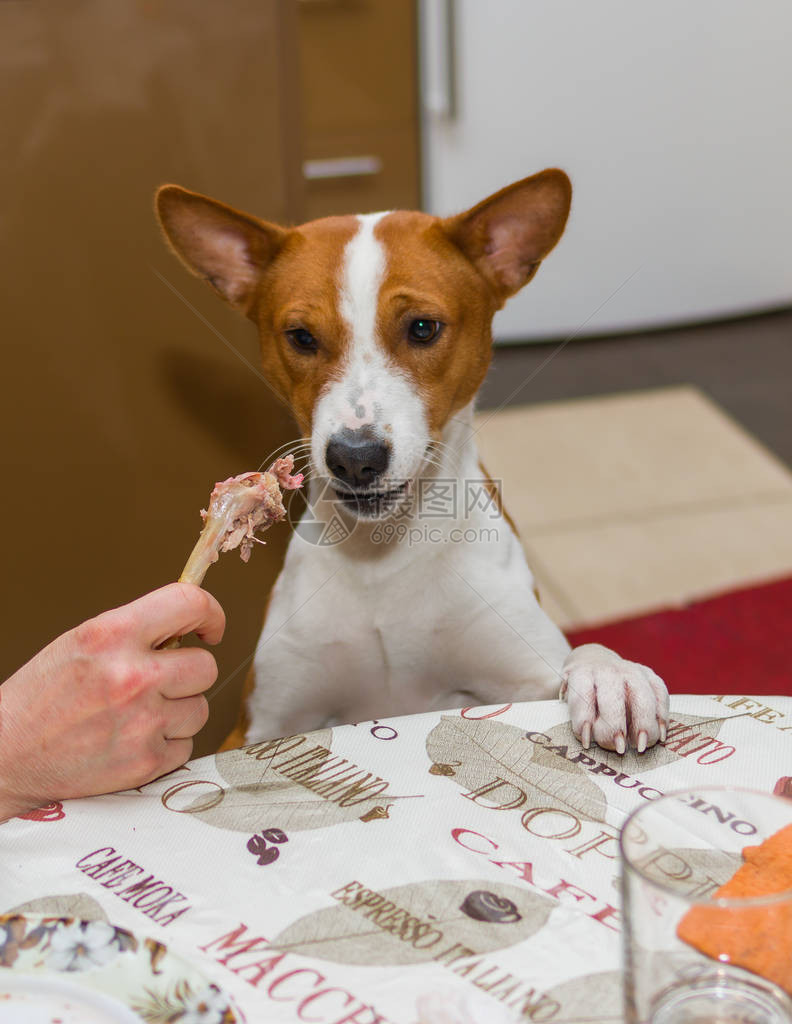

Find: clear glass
[620,787,792,1024]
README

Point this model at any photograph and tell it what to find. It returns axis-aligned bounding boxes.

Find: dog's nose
[326,430,390,489]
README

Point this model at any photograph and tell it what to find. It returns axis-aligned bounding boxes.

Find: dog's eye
[286,328,319,353]
[408,319,443,345]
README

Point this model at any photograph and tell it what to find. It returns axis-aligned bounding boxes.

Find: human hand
[0,583,225,821]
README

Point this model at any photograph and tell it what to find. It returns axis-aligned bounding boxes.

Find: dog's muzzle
[325,427,414,518]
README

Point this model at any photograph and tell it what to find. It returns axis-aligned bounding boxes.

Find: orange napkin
[677,823,792,994]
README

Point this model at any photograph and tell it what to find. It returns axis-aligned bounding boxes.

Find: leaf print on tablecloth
[527,713,728,779]
[271,878,554,966]
[635,847,742,896]
[426,715,607,823]
[163,728,420,834]
[4,893,108,923]
[214,730,334,789]
[544,970,623,1023]
[165,782,376,834]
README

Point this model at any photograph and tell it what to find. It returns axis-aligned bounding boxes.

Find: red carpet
[566,576,792,696]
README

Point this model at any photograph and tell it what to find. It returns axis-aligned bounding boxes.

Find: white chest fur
[248,406,571,740]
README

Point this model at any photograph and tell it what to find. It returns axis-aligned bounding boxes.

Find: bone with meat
[161,456,303,648]
[179,456,303,585]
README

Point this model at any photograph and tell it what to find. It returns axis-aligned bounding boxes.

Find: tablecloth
[1,694,790,1023]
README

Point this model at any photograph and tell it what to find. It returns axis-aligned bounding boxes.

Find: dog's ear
[442,169,571,305]
[155,185,287,317]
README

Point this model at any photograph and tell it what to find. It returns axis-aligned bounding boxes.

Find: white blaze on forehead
[339,212,388,356]
[336,212,389,429]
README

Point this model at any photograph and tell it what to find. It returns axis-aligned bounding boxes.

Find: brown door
[0,0,302,756]
[297,0,421,219]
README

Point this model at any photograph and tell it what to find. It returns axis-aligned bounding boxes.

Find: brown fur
[477,458,518,537]
[253,216,360,433]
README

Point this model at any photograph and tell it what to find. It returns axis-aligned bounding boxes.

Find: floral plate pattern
[0,913,239,1023]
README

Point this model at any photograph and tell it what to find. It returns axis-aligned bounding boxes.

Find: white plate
[0,973,141,1023]
[0,914,238,1023]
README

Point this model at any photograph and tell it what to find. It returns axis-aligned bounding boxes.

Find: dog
[155,169,669,755]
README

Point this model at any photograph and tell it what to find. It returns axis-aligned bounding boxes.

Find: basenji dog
[156,170,669,755]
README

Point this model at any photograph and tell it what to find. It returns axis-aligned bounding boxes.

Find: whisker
[424,439,463,473]
[267,437,312,456]
[256,438,313,473]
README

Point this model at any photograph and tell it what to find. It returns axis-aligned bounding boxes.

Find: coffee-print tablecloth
[2,694,790,1024]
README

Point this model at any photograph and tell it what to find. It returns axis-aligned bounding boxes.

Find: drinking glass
[620,787,792,1024]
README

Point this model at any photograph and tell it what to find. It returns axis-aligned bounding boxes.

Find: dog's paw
[560,643,668,754]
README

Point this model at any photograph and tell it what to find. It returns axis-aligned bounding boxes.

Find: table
[1,694,790,1023]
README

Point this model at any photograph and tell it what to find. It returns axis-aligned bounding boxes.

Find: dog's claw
[659,720,667,744]
[615,731,626,755]
[636,730,648,753]
[580,722,591,750]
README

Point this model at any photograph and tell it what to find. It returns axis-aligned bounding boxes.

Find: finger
[159,738,194,777]
[124,736,195,791]
[163,695,210,740]
[126,583,226,649]
[152,647,219,699]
